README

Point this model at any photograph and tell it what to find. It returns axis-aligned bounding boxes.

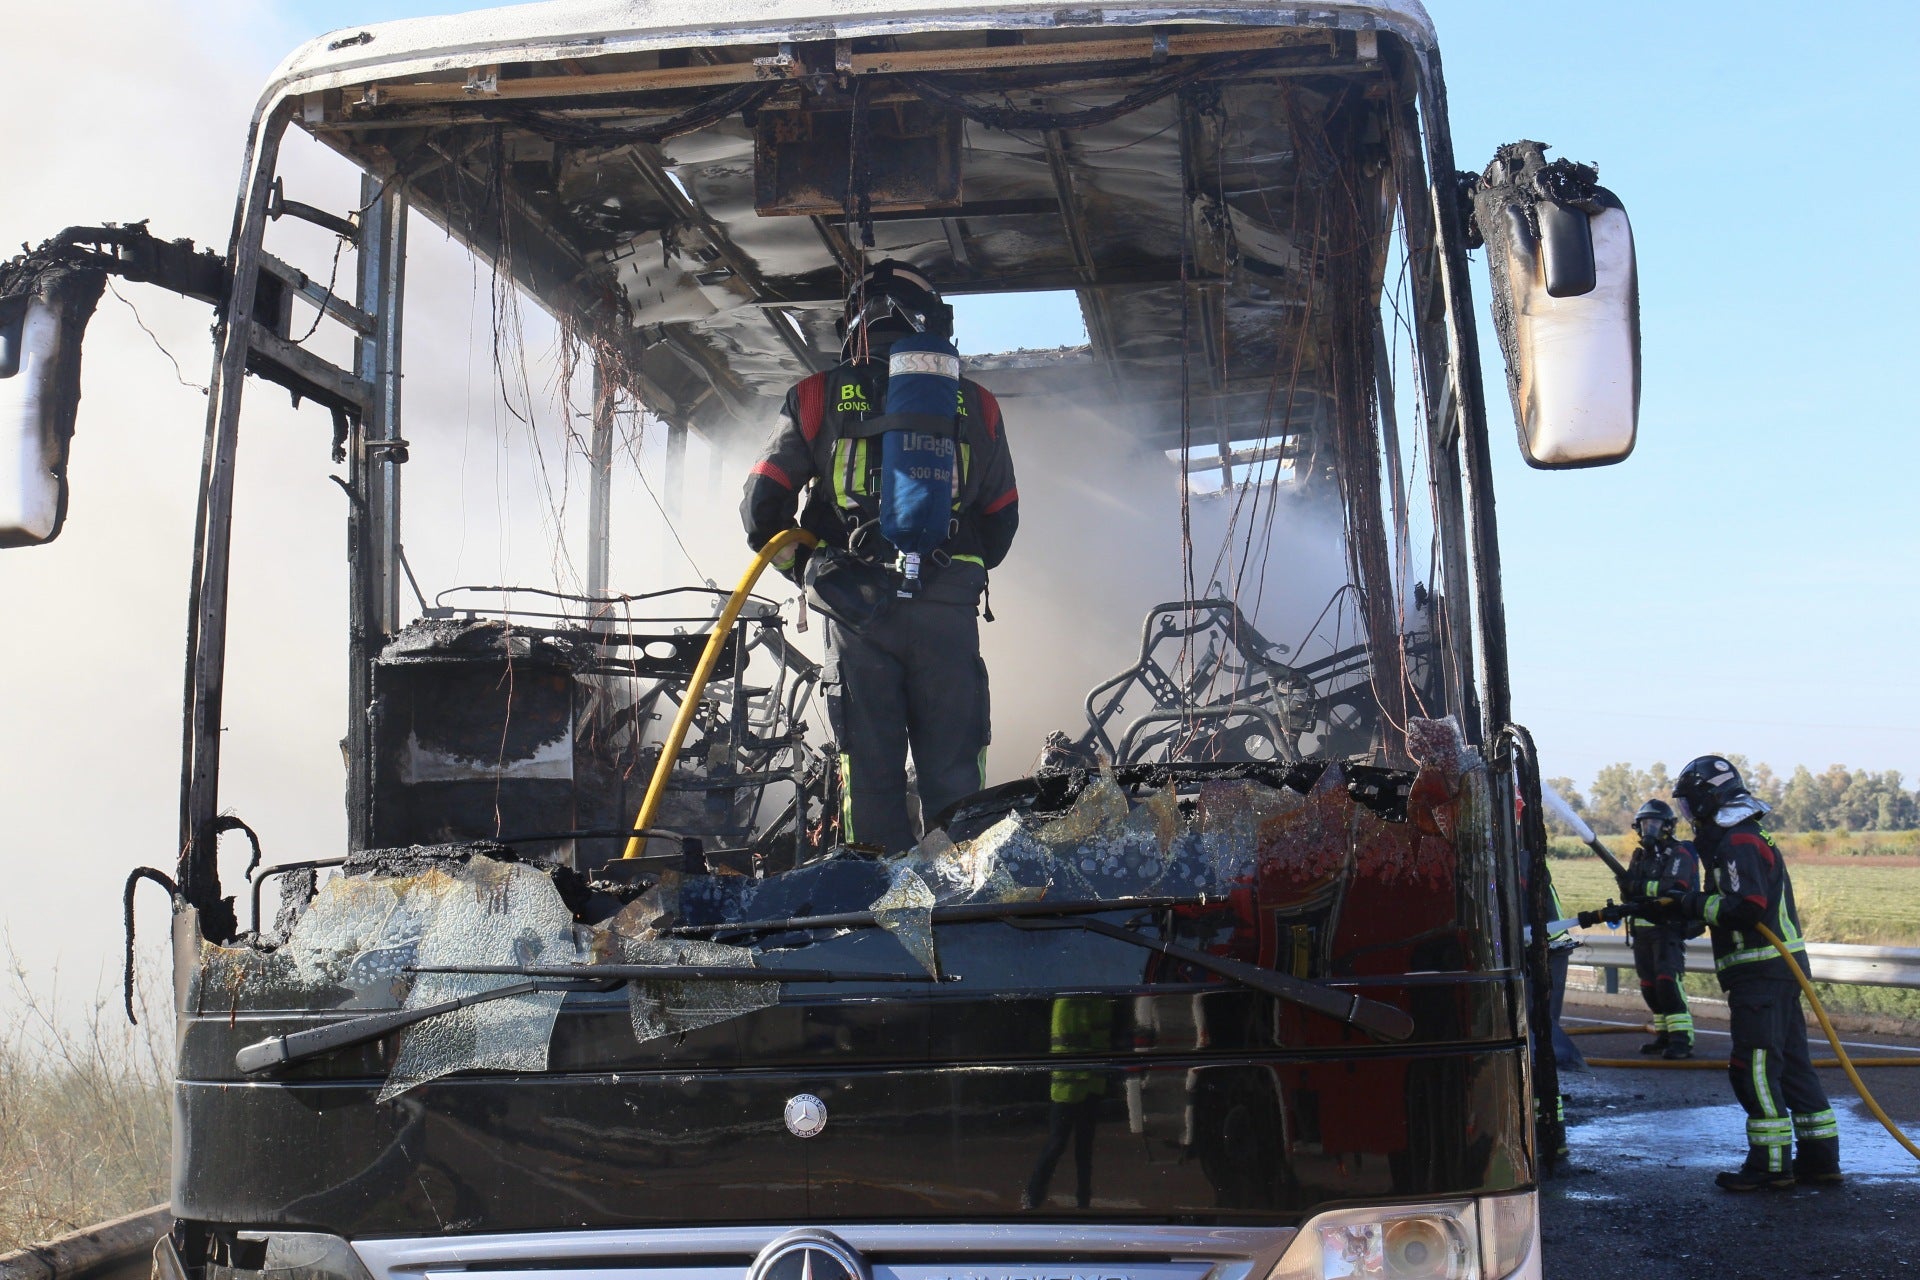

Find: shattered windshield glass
[201,717,1498,1097]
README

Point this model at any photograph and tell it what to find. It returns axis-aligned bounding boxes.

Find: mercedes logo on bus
[746,1230,869,1280]
[783,1093,827,1138]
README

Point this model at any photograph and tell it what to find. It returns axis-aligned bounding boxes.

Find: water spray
[1541,781,1630,880]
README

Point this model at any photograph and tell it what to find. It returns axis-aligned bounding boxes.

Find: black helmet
[1673,755,1759,825]
[1633,798,1676,841]
[839,259,953,356]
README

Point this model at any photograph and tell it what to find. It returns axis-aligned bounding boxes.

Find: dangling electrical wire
[105,280,208,394]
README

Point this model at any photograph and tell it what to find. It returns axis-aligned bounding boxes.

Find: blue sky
[272,0,1920,789]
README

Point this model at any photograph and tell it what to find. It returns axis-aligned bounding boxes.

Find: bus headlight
[1268,1193,1538,1280]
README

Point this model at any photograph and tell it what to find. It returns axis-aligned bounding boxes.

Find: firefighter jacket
[1689,817,1807,988]
[740,358,1019,606]
[1624,835,1699,934]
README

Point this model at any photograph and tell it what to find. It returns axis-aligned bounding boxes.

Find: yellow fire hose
[1757,921,1920,1161]
[620,527,820,860]
[1569,915,1918,1161]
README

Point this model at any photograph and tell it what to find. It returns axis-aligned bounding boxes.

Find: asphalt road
[1540,999,1920,1280]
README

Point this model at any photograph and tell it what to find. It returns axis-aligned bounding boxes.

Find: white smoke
[973,396,1354,779]
[0,1,307,1006]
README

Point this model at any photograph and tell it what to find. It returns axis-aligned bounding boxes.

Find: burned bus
[1,3,1643,1279]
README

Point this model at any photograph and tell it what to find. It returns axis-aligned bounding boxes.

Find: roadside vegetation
[0,952,170,1252]
[1546,756,1920,835]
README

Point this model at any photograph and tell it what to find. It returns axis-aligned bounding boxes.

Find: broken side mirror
[1471,141,1640,469]
[0,264,106,546]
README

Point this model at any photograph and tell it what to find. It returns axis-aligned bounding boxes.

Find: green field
[1545,849,1920,1022]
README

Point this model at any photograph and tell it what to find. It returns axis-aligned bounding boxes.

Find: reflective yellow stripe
[838,751,856,839]
[1794,1110,1839,1139]
[951,554,984,567]
[1753,1049,1778,1119]
[1716,939,1804,971]
[832,440,855,509]
[852,439,869,496]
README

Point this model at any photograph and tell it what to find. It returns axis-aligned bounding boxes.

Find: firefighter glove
[1671,891,1711,921]
[772,540,811,586]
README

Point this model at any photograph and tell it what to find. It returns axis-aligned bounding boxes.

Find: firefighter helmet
[839,260,953,353]
[1633,797,1676,842]
[1673,756,1755,824]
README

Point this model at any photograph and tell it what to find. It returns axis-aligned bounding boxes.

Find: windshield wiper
[676,894,1206,941]
[235,962,942,1074]
[235,978,610,1074]
[408,963,943,983]
[1000,915,1415,1043]
[677,894,1413,1042]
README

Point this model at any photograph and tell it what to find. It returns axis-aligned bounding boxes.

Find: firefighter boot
[1716,1128,1795,1193]
[1715,1152,1796,1192]
[1662,1034,1694,1061]
[1793,1114,1844,1186]
[1639,1017,1669,1056]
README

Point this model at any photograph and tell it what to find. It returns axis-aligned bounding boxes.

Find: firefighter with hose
[741,261,1019,853]
[1622,798,1701,1060]
[1585,756,1842,1190]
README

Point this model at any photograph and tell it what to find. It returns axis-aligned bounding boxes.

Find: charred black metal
[249,858,346,936]
[121,866,177,1024]
[1501,724,1563,1176]
[1416,52,1512,738]
[0,222,226,307]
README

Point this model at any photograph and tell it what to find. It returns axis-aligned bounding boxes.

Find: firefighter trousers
[1632,928,1693,1041]
[1726,978,1838,1174]
[823,601,990,853]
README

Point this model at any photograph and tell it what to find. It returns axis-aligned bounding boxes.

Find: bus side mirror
[1472,141,1640,469]
[0,267,105,547]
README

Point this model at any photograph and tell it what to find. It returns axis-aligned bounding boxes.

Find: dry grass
[0,946,171,1252]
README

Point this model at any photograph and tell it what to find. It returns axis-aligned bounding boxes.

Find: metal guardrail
[0,1206,168,1280]
[1572,934,1920,990]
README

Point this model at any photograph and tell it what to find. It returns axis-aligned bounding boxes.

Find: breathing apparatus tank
[879,330,961,594]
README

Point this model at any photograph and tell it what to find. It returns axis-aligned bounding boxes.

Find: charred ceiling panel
[308,26,1410,460]
[753,95,963,216]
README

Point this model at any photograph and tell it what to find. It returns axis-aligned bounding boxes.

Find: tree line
[1546,756,1920,835]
